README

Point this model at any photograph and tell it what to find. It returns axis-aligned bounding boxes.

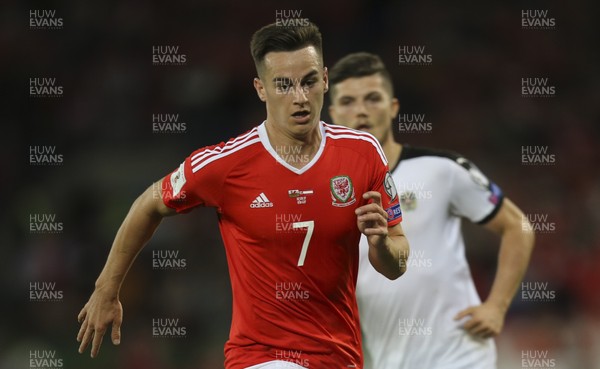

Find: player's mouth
[291,110,311,124]
[356,123,372,131]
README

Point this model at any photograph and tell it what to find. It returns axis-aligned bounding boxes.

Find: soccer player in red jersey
[76,23,409,369]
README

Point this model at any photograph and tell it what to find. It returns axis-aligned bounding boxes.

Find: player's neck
[264,120,322,169]
[382,134,402,172]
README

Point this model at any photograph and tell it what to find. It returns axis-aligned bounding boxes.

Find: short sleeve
[369,144,403,227]
[449,157,504,224]
[161,143,227,213]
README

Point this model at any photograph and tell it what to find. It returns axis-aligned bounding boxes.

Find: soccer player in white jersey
[328,52,535,369]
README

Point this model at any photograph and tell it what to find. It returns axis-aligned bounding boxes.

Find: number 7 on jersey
[292,221,314,266]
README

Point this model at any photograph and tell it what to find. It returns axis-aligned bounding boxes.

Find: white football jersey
[357,146,504,369]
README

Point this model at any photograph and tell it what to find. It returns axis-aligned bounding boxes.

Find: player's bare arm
[455,198,535,338]
[77,178,176,358]
[356,190,409,280]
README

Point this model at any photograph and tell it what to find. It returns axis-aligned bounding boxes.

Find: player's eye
[338,97,354,106]
[302,79,316,88]
[275,84,292,94]
[275,78,292,89]
[366,93,382,102]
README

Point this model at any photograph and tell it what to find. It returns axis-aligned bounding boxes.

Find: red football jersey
[161,121,402,369]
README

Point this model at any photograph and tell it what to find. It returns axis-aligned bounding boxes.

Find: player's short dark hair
[250,22,323,76]
[328,52,395,100]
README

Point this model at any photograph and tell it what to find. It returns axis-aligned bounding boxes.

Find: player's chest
[220,158,370,239]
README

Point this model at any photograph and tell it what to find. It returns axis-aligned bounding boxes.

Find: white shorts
[244,361,305,369]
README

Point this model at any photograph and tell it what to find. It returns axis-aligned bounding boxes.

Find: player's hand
[77,288,123,358]
[454,302,505,339]
[355,191,388,247]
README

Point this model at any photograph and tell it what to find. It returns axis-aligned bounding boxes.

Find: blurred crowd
[2,0,599,368]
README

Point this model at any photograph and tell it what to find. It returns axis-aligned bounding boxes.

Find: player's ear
[322,67,329,93]
[254,77,267,102]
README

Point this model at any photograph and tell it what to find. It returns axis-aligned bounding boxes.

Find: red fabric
[161,123,400,369]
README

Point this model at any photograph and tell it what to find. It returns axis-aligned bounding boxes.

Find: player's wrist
[94,277,121,298]
[484,298,509,313]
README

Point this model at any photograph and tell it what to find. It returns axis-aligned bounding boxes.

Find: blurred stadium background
[2,0,599,368]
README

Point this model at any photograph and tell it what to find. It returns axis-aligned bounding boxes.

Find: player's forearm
[485,222,535,312]
[94,186,169,296]
[368,234,409,280]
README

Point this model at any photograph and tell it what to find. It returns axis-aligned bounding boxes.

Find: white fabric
[244,360,306,369]
[357,154,500,369]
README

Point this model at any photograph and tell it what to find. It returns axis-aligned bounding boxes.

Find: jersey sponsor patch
[288,189,313,205]
[330,175,356,207]
[170,163,186,197]
[250,192,274,208]
[384,172,398,200]
[386,203,403,222]
[488,182,502,205]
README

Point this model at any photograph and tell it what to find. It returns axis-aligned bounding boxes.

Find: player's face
[329,74,399,145]
[254,46,328,138]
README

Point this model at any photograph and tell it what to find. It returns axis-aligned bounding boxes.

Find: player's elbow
[369,256,405,280]
[385,268,404,281]
[397,262,407,278]
[368,236,409,280]
[391,238,409,279]
[389,256,408,280]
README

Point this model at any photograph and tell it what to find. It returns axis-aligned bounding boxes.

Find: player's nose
[292,85,309,103]
[355,101,368,117]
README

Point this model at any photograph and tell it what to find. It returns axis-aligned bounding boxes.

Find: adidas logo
[250,193,274,208]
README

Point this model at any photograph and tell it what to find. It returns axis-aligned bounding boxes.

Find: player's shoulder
[323,122,387,164]
[188,126,261,174]
[399,145,496,192]
[399,145,476,173]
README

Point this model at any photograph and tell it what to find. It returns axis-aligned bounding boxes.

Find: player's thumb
[111,318,122,345]
[454,307,473,321]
